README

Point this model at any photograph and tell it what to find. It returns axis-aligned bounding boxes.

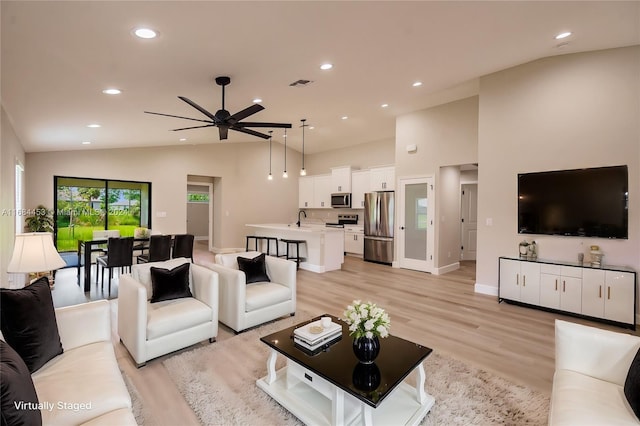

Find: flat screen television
[518,165,628,239]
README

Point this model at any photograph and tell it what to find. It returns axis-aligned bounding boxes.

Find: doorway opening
[186,176,214,252]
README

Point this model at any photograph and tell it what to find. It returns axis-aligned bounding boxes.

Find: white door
[397,177,434,273]
[460,183,478,260]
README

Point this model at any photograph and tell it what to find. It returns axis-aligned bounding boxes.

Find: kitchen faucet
[296,210,307,227]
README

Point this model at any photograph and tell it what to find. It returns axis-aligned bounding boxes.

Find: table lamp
[7,232,66,288]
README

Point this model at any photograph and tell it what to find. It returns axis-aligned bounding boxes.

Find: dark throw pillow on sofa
[0,277,63,373]
[0,341,42,426]
[625,347,640,420]
[150,262,192,303]
[237,253,270,284]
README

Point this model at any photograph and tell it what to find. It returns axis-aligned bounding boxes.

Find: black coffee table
[256,314,435,425]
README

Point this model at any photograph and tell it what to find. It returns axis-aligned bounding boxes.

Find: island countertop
[245,224,344,273]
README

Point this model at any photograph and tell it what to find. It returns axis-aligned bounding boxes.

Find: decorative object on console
[7,232,66,288]
[527,240,537,259]
[344,300,390,364]
[590,245,604,267]
[518,240,529,258]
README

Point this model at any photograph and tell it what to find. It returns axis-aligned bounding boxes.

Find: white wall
[304,138,395,175]
[476,46,640,300]
[25,142,301,250]
[438,166,461,271]
[1,106,26,287]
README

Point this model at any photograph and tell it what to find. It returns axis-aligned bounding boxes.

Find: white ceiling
[2,1,638,154]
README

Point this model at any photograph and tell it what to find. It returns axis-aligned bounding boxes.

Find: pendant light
[267,130,273,180]
[300,119,307,176]
[282,128,288,178]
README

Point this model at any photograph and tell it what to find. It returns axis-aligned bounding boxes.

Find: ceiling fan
[145,76,291,140]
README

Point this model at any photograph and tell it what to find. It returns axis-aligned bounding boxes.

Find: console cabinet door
[540,273,561,309]
[520,262,541,305]
[604,271,635,324]
[560,276,582,314]
[581,269,605,318]
[499,259,521,301]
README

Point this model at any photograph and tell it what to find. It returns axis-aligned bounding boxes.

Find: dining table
[76,237,149,292]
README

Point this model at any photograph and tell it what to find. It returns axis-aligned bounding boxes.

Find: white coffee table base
[256,349,435,426]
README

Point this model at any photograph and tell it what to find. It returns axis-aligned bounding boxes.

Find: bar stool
[279,238,306,270]
[246,236,266,252]
[263,237,279,257]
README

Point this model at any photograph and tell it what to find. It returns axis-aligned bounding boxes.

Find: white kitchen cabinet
[582,269,635,325]
[499,258,540,304]
[500,256,636,329]
[370,166,395,191]
[540,265,582,314]
[344,227,364,255]
[331,166,352,193]
[299,176,314,209]
[351,170,369,209]
[313,174,332,208]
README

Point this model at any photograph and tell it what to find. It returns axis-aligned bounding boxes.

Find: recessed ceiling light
[102,88,121,95]
[134,28,157,39]
[179,138,187,142]
[320,63,333,70]
[381,103,389,108]
[81,141,91,145]
[412,81,423,87]
[252,98,262,103]
[555,31,572,40]
[341,116,348,120]
[87,123,101,128]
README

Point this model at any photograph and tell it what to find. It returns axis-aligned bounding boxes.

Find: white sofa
[200,251,296,333]
[550,319,640,425]
[118,258,219,367]
[32,300,136,425]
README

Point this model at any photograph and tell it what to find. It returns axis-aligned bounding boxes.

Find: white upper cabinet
[331,166,352,193]
[298,176,314,209]
[370,166,395,191]
[313,174,332,208]
[351,170,370,209]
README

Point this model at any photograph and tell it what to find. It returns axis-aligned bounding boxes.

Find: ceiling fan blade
[144,111,212,124]
[178,96,220,123]
[235,122,293,128]
[227,104,265,124]
[230,126,270,139]
[171,124,217,131]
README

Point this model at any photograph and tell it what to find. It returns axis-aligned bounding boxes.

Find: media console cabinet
[498,256,637,329]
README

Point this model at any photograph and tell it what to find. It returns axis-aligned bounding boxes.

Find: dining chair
[172,234,195,262]
[96,236,134,291]
[136,235,172,264]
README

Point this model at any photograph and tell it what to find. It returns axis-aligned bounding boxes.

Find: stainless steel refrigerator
[364,191,394,264]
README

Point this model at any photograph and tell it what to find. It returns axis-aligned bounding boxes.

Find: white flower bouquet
[343,300,390,339]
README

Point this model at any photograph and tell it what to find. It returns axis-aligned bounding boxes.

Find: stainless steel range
[325,214,358,228]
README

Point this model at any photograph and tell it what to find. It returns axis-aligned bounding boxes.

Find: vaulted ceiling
[2,1,638,154]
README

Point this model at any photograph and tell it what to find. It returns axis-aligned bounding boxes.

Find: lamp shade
[7,233,66,273]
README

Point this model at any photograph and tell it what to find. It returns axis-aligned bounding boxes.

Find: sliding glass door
[54,176,151,251]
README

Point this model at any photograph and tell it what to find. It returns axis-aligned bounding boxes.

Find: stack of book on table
[293,319,342,352]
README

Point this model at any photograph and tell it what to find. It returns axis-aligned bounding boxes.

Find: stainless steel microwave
[331,193,351,208]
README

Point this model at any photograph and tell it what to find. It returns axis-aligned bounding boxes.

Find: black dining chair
[137,235,172,264]
[96,237,134,292]
[172,234,195,261]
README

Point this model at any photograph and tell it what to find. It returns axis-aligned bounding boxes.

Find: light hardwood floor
[50,242,639,425]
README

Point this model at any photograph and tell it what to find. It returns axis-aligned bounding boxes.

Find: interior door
[397,177,434,272]
[460,183,478,260]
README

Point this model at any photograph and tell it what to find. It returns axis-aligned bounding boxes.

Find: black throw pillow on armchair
[0,277,63,373]
[237,253,270,284]
[624,347,640,420]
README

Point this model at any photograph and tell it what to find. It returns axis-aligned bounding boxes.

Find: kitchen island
[245,224,344,273]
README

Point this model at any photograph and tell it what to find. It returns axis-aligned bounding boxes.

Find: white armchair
[200,251,296,333]
[118,258,218,367]
[549,320,640,425]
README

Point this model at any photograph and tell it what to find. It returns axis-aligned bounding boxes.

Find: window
[15,160,24,233]
[416,198,428,229]
[187,192,210,203]
[54,176,151,251]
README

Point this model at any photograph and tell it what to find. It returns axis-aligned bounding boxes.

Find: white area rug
[163,314,549,425]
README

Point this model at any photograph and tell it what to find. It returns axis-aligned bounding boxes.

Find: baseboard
[299,263,325,273]
[474,283,498,296]
[194,236,208,241]
[210,247,245,254]
[433,262,459,276]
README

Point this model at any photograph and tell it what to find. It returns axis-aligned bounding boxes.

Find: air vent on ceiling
[289,79,313,87]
